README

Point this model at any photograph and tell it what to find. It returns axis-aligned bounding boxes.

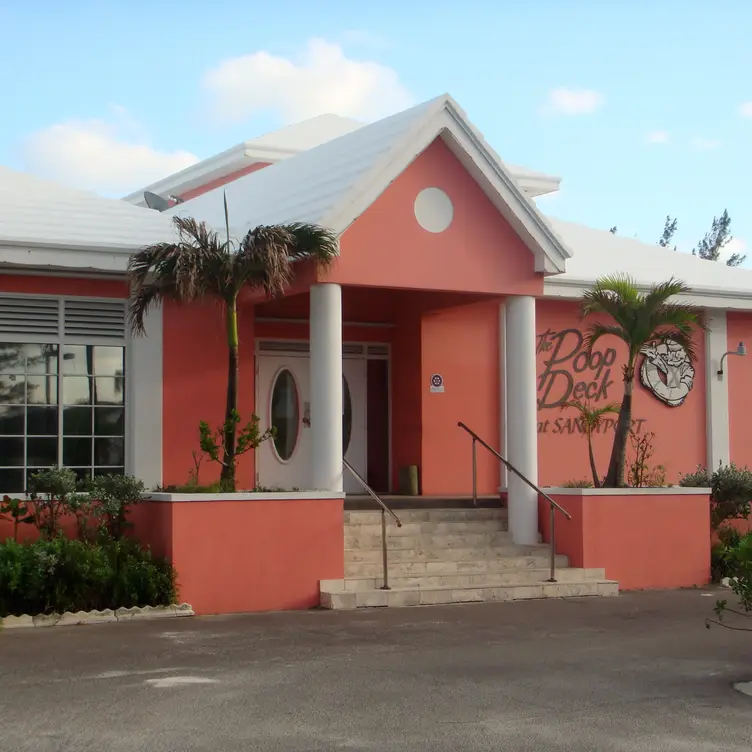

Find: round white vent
[414,187,453,233]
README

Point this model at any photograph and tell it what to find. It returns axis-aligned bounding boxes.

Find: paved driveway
[0,590,750,751]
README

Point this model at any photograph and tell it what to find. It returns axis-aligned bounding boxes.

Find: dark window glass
[94,407,124,435]
[94,437,124,466]
[26,345,58,375]
[0,468,24,493]
[26,375,57,405]
[270,369,299,461]
[63,437,92,467]
[0,406,24,435]
[27,407,57,436]
[27,437,58,467]
[94,377,124,406]
[94,347,123,376]
[64,406,92,436]
[0,437,24,466]
[0,344,26,374]
[0,375,25,404]
[343,376,353,454]
[63,346,92,375]
[64,376,93,405]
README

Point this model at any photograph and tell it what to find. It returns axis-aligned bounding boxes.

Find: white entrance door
[256,354,366,494]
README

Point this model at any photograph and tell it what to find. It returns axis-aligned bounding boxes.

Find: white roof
[169,94,570,274]
[123,114,366,207]
[124,113,560,208]
[0,165,175,270]
[545,217,752,308]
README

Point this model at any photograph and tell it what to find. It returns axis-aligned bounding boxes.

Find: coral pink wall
[333,138,543,296]
[539,491,711,590]
[420,300,500,495]
[0,274,126,298]
[144,497,344,614]
[727,312,752,467]
[162,298,256,488]
[536,300,706,487]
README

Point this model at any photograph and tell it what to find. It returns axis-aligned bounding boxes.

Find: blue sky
[1,1,750,259]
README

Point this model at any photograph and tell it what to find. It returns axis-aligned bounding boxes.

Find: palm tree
[581,275,704,488]
[128,214,338,491]
[561,400,620,488]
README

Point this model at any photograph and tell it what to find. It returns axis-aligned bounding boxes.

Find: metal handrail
[343,458,402,590]
[457,421,571,583]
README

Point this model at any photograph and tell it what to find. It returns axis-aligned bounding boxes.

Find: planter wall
[539,488,712,590]
[135,492,345,615]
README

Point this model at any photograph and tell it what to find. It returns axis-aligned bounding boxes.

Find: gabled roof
[122,114,365,207]
[0,166,175,270]
[544,217,752,309]
[169,94,572,274]
[124,112,561,208]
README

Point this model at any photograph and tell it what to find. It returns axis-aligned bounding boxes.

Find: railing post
[380,508,390,590]
[472,438,478,507]
[548,503,557,583]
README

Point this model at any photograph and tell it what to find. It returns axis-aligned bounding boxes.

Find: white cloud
[19,107,198,195]
[739,102,752,118]
[541,87,604,115]
[690,136,722,150]
[201,38,412,124]
[645,130,670,144]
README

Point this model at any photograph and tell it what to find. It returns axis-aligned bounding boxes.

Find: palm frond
[583,322,629,354]
[581,274,640,317]
[236,222,339,298]
[642,277,690,309]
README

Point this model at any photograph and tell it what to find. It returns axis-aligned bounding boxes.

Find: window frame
[0,294,128,493]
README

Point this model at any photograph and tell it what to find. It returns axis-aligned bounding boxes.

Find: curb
[1,604,194,630]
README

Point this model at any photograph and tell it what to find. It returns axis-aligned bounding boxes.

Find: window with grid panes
[0,296,127,492]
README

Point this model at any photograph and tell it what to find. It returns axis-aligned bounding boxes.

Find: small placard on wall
[429,373,444,393]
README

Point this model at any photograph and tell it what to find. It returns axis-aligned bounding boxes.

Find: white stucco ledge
[542,487,711,496]
[145,491,346,502]
[1,604,194,630]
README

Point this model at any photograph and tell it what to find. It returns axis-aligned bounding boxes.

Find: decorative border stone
[0,603,193,630]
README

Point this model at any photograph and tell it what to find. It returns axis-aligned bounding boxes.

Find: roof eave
[544,276,752,311]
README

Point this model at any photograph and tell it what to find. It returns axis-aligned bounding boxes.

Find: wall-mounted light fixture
[718,341,747,378]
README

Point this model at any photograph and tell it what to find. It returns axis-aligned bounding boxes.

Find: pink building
[0,95,743,613]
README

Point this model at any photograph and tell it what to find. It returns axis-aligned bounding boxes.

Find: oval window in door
[270,369,299,461]
[343,375,353,454]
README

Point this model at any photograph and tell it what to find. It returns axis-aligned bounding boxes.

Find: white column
[126,303,163,488]
[505,295,538,545]
[498,302,508,490]
[704,309,730,470]
[310,283,343,492]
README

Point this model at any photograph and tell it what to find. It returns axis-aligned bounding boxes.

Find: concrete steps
[321,506,619,609]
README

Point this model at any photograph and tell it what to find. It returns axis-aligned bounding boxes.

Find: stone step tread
[344,509,507,524]
[345,521,509,535]
[345,545,553,561]
[345,557,570,577]
[320,580,620,609]
[344,532,514,549]
[325,568,606,591]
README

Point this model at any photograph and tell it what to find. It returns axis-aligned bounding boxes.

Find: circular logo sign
[639,340,695,407]
[431,374,443,388]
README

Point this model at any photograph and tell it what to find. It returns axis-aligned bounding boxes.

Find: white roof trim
[544,276,752,311]
[321,95,571,275]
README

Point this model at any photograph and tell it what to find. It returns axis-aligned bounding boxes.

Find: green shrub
[680,462,752,531]
[560,479,594,488]
[0,537,177,617]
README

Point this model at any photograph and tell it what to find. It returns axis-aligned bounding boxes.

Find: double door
[256,354,367,494]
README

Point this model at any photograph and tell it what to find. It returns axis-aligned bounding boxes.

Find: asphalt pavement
[1,589,750,751]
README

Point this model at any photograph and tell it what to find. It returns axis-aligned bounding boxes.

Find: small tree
[128,213,338,491]
[582,275,705,487]
[561,400,619,488]
[693,209,745,266]
[657,215,678,250]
